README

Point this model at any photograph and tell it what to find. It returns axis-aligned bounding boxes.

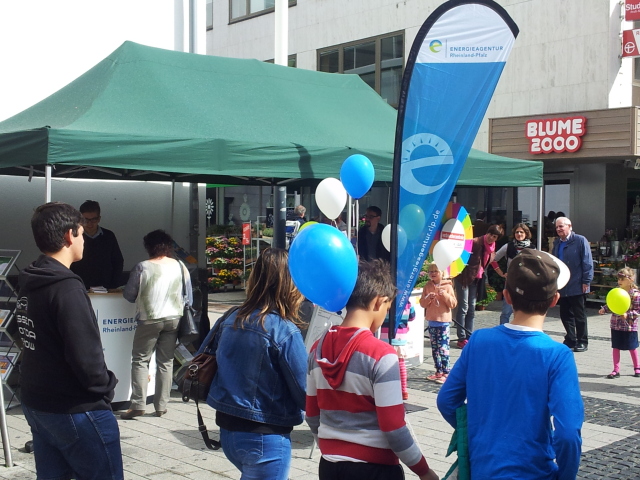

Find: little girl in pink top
[420,264,457,384]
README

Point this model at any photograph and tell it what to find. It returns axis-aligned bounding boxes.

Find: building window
[264,55,297,68]
[230,0,296,23]
[318,33,404,108]
[206,0,213,30]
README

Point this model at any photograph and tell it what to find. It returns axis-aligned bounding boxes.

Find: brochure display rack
[0,250,21,410]
[0,250,20,469]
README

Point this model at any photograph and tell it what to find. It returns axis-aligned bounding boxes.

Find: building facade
[206,0,640,242]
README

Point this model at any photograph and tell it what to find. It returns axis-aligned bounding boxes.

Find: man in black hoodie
[17,202,123,480]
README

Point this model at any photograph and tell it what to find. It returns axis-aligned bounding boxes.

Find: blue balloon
[289,223,358,312]
[340,154,375,199]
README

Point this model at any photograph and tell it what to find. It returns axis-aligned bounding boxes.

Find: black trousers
[319,457,405,480]
[559,294,588,347]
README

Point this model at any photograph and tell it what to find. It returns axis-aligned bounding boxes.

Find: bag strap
[203,305,239,354]
[178,259,188,304]
[192,305,240,450]
[195,398,221,450]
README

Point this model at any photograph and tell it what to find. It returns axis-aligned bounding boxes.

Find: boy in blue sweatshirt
[437,249,583,480]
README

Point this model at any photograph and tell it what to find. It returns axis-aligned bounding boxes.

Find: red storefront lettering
[525,116,586,154]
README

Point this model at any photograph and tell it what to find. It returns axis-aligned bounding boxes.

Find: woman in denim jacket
[200,248,307,479]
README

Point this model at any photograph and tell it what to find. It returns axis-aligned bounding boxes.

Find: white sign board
[91,293,155,403]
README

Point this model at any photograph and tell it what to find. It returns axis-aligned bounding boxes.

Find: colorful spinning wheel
[429,202,473,277]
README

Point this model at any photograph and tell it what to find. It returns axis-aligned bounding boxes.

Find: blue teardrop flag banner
[390,0,518,336]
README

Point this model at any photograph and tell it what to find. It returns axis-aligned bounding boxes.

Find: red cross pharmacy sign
[622,29,640,58]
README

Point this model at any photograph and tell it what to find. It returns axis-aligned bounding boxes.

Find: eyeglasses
[364,214,380,219]
[83,216,100,224]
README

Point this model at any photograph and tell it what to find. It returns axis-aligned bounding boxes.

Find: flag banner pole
[389,0,518,337]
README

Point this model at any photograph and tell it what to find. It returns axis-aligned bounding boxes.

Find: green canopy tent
[0,41,542,188]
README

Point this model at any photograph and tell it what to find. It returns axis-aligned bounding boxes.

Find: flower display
[477,284,497,307]
[212,257,229,267]
[207,236,246,288]
[208,277,225,289]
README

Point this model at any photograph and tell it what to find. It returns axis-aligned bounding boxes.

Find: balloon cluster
[288,154,374,312]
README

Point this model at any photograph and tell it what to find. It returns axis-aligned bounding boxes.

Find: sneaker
[427,373,443,381]
[456,339,468,349]
[435,374,448,384]
[607,371,620,379]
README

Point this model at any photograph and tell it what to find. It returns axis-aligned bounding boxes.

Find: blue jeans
[455,278,478,340]
[23,405,123,480]
[500,299,513,325]
[220,428,291,480]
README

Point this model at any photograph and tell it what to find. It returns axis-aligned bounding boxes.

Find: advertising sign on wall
[626,0,640,21]
[525,116,587,154]
[622,29,640,58]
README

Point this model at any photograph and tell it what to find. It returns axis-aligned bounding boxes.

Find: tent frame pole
[45,165,52,202]
[537,186,544,250]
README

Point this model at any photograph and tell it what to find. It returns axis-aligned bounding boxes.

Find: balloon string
[355,199,360,257]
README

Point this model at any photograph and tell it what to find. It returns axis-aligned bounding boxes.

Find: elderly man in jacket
[552,217,594,352]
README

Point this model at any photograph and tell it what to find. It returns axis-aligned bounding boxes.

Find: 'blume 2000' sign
[525,116,586,154]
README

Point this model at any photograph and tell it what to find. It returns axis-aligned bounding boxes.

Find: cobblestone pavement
[411,302,640,480]
[2,291,640,479]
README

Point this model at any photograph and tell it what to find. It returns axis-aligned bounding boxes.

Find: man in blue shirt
[437,249,583,480]
[552,216,593,352]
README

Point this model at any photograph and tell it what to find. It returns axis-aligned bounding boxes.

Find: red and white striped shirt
[305,326,429,476]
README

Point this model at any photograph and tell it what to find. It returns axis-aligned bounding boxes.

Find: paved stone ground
[1,291,640,479]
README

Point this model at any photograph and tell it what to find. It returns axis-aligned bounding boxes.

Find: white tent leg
[45,165,52,202]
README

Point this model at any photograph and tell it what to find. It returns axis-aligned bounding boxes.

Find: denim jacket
[198,309,307,427]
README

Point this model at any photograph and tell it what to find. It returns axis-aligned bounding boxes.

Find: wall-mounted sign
[626,0,640,21]
[525,116,587,154]
[622,29,640,58]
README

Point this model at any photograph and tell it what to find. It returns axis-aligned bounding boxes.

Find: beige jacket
[420,279,457,323]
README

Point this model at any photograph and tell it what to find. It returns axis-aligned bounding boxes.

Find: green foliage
[413,256,434,290]
[206,224,243,236]
[262,227,274,237]
[477,284,497,307]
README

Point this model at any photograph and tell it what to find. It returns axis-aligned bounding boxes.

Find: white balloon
[433,241,461,271]
[538,251,570,290]
[315,178,347,220]
[440,218,466,254]
[382,224,391,251]
[380,224,408,256]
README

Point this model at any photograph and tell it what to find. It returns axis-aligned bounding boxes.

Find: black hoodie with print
[17,255,117,413]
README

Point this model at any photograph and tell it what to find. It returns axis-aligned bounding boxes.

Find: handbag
[178,260,199,345]
[476,272,488,303]
[178,306,239,450]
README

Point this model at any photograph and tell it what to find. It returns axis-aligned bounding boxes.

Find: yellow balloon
[606,288,631,315]
[299,221,317,232]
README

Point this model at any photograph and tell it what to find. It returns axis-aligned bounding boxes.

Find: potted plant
[476,284,497,310]
[208,276,225,292]
[414,262,431,290]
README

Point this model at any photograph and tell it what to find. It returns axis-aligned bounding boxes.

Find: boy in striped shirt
[306,260,438,480]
